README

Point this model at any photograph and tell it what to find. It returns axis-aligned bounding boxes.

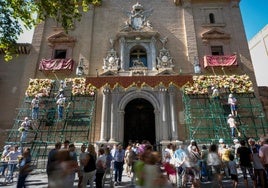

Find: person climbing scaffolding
[228,93,238,117]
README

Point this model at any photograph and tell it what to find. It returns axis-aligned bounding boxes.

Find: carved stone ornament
[202,28,231,41]
[121,2,153,31]
[129,58,148,76]
[103,48,120,71]
[157,37,174,70]
[47,31,76,47]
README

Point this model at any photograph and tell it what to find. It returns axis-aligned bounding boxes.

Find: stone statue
[132,59,145,67]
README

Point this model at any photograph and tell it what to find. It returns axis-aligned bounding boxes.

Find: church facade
[0,0,260,147]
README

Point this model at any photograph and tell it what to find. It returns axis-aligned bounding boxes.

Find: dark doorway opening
[124,98,155,147]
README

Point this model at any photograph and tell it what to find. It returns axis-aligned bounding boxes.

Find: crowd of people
[0,145,33,187]
[161,137,268,188]
[1,136,268,188]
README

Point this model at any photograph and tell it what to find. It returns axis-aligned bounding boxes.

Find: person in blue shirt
[113,144,125,186]
[173,144,188,187]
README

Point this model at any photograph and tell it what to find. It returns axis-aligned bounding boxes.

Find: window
[211,46,223,55]
[54,49,67,59]
[209,13,215,24]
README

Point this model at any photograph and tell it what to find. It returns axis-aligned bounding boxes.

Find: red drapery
[39,58,74,71]
[203,55,237,68]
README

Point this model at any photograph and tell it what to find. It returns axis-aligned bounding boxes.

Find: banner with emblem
[204,55,237,68]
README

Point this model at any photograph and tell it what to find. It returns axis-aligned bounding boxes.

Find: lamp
[193,56,201,74]
[76,58,84,76]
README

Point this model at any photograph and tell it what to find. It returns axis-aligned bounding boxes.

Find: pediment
[156,69,175,75]
[47,31,76,44]
[100,70,118,76]
[202,28,230,40]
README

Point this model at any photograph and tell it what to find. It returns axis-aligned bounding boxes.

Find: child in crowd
[228,154,238,188]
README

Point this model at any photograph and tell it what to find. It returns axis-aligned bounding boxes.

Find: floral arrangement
[25,79,54,97]
[85,83,97,96]
[65,78,96,96]
[183,74,254,95]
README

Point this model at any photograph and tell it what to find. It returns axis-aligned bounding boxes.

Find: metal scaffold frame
[5,79,97,168]
[183,92,268,144]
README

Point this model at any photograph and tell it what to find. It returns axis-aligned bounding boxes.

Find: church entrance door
[124,98,155,146]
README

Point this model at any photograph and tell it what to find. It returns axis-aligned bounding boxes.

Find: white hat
[4,145,11,150]
[233,139,239,143]
[24,117,29,121]
[219,138,224,143]
[229,94,233,98]
[190,139,195,143]
[228,114,233,118]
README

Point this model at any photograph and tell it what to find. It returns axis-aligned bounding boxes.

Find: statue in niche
[103,39,120,71]
[121,2,153,31]
[157,37,174,69]
[132,59,145,67]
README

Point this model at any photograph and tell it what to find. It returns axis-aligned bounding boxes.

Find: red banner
[39,58,74,71]
[204,55,237,68]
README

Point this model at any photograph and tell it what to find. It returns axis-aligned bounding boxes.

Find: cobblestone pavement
[0,169,258,188]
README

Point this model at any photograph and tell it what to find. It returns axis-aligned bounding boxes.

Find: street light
[76,58,84,76]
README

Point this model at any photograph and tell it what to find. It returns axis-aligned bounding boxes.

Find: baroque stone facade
[0,0,257,147]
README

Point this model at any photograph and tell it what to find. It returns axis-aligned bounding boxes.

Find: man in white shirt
[31,95,40,120]
[20,117,32,143]
[228,94,238,117]
[56,94,66,119]
[6,146,21,182]
[227,114,237,138]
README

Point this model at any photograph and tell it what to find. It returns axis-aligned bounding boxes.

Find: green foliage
[0,0,102,61]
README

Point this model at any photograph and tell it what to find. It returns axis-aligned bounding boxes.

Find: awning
[203,55,237,68]
[39,58,74,71]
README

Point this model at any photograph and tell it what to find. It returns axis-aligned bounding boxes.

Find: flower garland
[25,79,54,97]
[65,77,96,96]
[183,74,254,95]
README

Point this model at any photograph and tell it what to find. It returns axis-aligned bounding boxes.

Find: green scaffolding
[5,80,96,168]
[183,93,268,144]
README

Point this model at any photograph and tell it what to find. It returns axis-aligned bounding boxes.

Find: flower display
[85,83,97,96]
[65,77,96,96]
[183,74,254,95]
[25,79,54,97]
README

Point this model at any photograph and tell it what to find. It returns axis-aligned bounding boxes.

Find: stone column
[119,37,126,71]
[109,92,116,142]
[150,36,157,70]
[109,87,119,143]
[159,87,169,140]
[100,87,110,142]
[118,110,125,142]
[154,109,161,143]
[169,85,178,140]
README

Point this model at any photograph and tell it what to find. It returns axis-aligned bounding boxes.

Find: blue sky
[18,1,268,43]
[240,0,268,41]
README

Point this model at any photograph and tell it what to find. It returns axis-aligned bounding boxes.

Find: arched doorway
[124,98,155,146]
